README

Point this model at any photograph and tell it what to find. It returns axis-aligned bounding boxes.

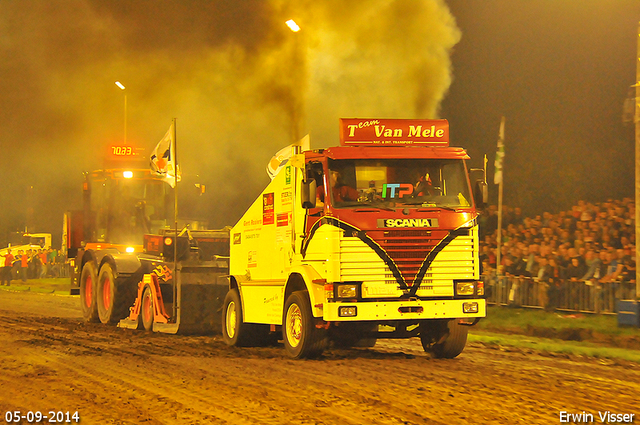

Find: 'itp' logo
[382,183,413,198]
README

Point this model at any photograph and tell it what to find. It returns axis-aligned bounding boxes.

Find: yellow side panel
[303,224,341,283]
[241,284,284,324]
[230,165,295,281]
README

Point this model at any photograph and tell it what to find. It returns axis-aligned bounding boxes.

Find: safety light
[123,170,133,179]
[164,237,173,246]
[463,302,479,314]
[125,246,135,253]
[338,306,357,317]
[476,281,485,296]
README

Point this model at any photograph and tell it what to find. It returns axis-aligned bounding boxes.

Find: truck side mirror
[474,180,488,209]
[301,179,317,209]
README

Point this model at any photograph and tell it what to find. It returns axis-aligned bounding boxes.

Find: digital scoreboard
[103,144,147,169]
[109,145,145,157]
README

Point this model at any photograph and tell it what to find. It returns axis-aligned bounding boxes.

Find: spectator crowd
[1,247,63,286]
[478,198,637,311]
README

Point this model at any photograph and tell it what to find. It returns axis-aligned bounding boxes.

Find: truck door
[304,161,326,234]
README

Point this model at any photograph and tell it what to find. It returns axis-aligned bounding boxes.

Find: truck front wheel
[283,291,327,359]
[420,319,468,359]
[222,289,252,347]
[80,261,99,323]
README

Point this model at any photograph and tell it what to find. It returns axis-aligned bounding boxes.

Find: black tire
[222,289,252,347]
[140,285,154,331]
[97,263,136,324]
[282,290,327,359]
[420,319,468,359]
[331,322,378,348]
[80,261,99,323]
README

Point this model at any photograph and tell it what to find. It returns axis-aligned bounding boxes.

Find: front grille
[367,229,449,287]
[340,225,476,295]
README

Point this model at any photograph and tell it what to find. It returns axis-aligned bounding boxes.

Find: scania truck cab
[224,118,487,358]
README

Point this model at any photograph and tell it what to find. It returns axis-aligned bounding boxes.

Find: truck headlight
[335,283,358,299]
[456,281,475,296]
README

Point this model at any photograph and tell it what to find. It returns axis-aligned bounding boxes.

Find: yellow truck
[223,118,487,358]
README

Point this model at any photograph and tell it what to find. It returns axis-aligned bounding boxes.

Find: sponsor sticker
[277,212,290,227]
[263,193,275,225]
[285,166,292,185]
[248,250,257,268]
[281,190,292,206]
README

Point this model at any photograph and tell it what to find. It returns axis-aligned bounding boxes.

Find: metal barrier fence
[10,262,71,280]
[483,274,637,314]
[57,263,71,279]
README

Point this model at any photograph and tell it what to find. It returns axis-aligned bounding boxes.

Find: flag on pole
[494,117,505,185]
[150,121,180,188]
[266,134,310,180]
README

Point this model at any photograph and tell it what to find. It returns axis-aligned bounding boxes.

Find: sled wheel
[80,261,99,323]
[141,285,154,331]
[420,319,468,359]
[283,291,326,359]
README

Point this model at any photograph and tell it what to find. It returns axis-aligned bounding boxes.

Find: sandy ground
[0,289,638,425]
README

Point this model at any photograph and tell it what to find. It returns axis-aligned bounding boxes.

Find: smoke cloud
[0,0,460,246]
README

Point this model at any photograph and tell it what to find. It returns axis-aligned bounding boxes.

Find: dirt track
[0,290,639,425]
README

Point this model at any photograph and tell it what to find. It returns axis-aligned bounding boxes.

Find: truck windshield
[327,159,472,209]
[92,176,171,244]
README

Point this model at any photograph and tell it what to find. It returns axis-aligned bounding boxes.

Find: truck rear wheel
[283,291,326,359]
[97,263,135,324]
[80,261,99,323]
[420,319,468,359]
[141,285,154,331]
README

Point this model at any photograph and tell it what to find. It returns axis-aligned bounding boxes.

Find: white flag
[150,122,180,188]
[266,135,310,180]
[494,117,505,185]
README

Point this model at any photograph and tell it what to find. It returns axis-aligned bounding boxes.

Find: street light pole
[115,81,127,144]
[285,19,305,145]
[635,21,640,300]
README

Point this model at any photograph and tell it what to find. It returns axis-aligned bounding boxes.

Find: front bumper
[323,298,486,322]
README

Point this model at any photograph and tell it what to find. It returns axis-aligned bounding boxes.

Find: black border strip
[302,217,410,290]
[408,228,469,297]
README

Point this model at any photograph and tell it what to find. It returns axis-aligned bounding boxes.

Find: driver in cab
[317,170,359,207]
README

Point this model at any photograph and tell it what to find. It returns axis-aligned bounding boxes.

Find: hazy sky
[443,0,640,213]
[0,0,638,246]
